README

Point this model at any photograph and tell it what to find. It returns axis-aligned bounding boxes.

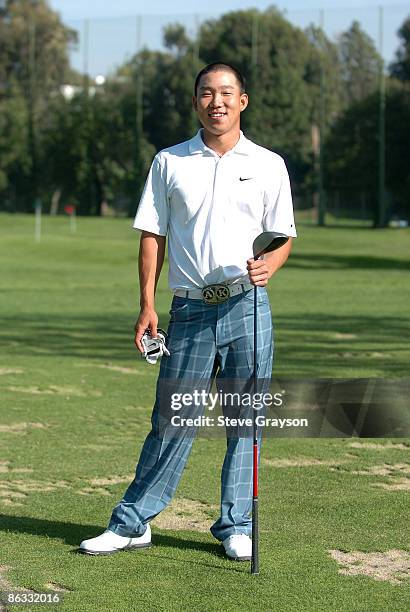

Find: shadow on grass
[1,313,409,375]
[274,314,410,376]
[0,313,169,361]
[0,514,221,558]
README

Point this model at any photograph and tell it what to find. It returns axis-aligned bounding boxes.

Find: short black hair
[194,62,246,96]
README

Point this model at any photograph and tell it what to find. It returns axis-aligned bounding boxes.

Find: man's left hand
[246,258,270,286]
[247,238,293,285]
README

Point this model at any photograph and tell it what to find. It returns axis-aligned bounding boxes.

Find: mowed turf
[0,213,409,611]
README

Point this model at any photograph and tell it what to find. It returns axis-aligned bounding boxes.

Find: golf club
[251,231,289,575]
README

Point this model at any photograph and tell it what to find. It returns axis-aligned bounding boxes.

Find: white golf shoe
[79,524,152,555]
[222,533,252,561]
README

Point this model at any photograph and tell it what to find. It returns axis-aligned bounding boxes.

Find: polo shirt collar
[188,129,251,156]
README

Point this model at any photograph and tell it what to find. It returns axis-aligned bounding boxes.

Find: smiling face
[193,69,248,138]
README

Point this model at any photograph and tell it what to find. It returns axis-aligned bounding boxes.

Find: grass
[0,213,409,611]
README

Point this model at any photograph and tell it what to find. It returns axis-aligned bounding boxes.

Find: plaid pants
[108,287,273,541]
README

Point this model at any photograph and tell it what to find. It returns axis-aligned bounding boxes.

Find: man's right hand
[134,308,158,353]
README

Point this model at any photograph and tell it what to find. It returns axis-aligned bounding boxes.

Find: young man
[80,62,297,560]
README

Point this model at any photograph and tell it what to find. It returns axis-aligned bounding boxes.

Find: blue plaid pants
[108,287,273,541]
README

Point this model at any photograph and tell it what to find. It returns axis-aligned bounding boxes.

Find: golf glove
[141,328,170,365]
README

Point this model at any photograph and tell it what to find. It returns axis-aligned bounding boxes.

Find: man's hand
[246,258,270,286]
[134,308,158,353]
[247,238,293,286]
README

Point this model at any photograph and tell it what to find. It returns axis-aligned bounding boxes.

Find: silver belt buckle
[201,284,230,304]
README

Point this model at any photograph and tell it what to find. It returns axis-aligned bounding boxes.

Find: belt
[174,282,253,304]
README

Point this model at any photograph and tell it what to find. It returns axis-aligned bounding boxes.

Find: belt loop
[185,290,188,299]
[241,283,244,293]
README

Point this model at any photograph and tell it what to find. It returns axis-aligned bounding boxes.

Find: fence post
[377,5,386,227]
[318,8,326,227]
[135,15,143,140]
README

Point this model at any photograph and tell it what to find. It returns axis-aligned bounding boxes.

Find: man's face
[193,70,248,136]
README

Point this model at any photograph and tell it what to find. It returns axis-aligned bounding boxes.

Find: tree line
[1,0,409,222]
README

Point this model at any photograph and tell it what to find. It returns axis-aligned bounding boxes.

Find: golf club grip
[251,497,259,574]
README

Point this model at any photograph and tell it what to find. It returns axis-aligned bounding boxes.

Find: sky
[48,0,410,78]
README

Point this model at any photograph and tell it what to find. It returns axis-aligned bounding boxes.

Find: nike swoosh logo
[239,177,253,181]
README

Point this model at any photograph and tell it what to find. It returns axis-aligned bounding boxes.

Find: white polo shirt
[133,129,297,291]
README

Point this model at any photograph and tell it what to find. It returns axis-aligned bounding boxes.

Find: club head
[252,231,289,259]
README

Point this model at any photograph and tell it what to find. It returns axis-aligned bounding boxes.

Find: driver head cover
[141,329,170,365]
[252,231,289,259]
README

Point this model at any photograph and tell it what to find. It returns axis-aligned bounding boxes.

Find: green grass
[0,213,409,611]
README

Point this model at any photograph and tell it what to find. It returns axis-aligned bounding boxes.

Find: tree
[163,23,191,57]
[0,88,30,210]
[305,24,344,121]
[0,0,77,105]
[324,85,410,220]
[389,16,410,81]
[198,8,342,197]
[117,24,201,154]
[337,20,381,106]
[0,0,77,210]
[89,81,156,216]
[3,4,402,220]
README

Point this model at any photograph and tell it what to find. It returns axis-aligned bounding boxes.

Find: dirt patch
[0,565,38,607]
[344,462,410,491]
[0,565,11,595]
[0,462,32,474]
[264,458,347,468]
[375,478,410,491]
[0,487,26,506]
[76,474,133,496]
[6,385,102,397]
[89,476,132,486]
[0,480,69,508]
[0,567,69,611]
[329,549,410,585]
[153,497,217,532]
[349,442,409,451]
[0,368,23,375]
[0,565,41,606]
[77,487,111,496]
[331,333,357,340]
[11,480,70,492]
[0,422,48,434]
[350,464,410,477]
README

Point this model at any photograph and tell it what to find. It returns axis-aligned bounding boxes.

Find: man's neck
[201,129,241,157]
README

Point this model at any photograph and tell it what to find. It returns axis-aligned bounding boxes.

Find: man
[80,62,297,560]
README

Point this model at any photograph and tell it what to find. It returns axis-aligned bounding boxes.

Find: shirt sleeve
[262,158,297,238]
[132,155,169,236]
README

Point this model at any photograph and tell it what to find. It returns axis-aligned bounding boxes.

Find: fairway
[0,214,409,611]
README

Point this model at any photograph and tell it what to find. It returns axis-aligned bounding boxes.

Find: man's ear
[240,93,249,112]
[192,96,198,111]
